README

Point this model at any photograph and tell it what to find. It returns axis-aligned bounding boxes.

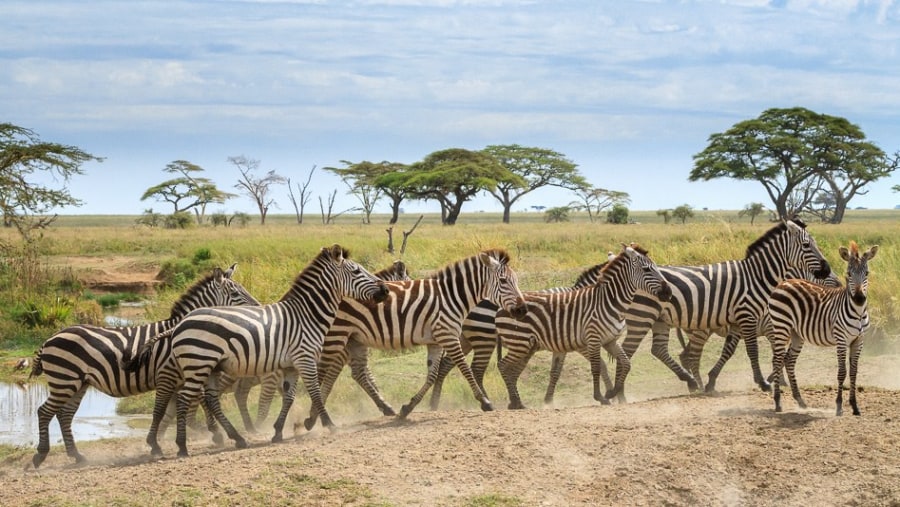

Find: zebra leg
[649,322,698,392]
[147,375,180,457]
[586,347,613,406]
[835,341,848,417]
[544,352,567,405]
[198,396,225,446]
[400,345,450,418]
[498,344,537,410]
[742,333,771,392]
[706,332,740,393]
[32,387,71,468]
[274,370,302,440]
[769,335,788,413]
[232,377,257,434]
[201,374,247,450]
[604,341,632,401]
[57,388,89,464]
[849,338,863,416]
[346,340,396,416]
[429,355,456,411]
[304,354,342,431]
[255,373,281,428]
[679,332,707,392]
[294,350,335,432]
[783,343,805,409]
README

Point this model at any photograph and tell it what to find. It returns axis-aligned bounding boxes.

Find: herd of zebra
[26,219,878,468]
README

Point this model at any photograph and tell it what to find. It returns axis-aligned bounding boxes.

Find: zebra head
[168,263,261,320]
[753,219,831,280]
[618,243,672,301]
[839,241,878,306]
[478,249,528,319]
[324,244,390,303]
[374,260,411,282]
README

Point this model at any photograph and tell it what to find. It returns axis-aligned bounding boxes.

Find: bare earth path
[1,388,898,506]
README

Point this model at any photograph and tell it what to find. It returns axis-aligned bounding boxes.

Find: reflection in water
[0,382,143,446]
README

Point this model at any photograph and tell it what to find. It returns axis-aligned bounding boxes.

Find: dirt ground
[3,257,898,506]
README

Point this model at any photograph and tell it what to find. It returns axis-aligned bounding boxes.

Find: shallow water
[0,382,143,447]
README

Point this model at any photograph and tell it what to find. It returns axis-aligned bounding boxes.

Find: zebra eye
[802,241,810,248]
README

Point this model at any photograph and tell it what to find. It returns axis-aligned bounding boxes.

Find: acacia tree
[672,204,694,224]
[570,185,630,223]
[0,123,101,241]
[404,148,518,225]
[373,163,416,224]
[230,155,286,225]
[481,144,586,223]
[691,107,897,223]
[324,160,398,224]
[140,160,235,225]
[738,202,766,224]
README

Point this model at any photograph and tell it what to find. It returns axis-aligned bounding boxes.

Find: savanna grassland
[1,210,899,506]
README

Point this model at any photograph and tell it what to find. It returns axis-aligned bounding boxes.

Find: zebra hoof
[32,453,47,469]
[271,433,283,444]
[150,446,163,457]
[212,432,225,446]
[480,400,494,412]
[381,406,397,417]
[398,404,413,419]
[234,438,248,449]
[177,449,190,458]
[507,402,526,410]
[302,417,316,431]
[758,380,772,392]
[686,379,699,392]
[598,397,611,406]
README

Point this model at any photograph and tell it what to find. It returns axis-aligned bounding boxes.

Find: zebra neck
[593,272,634,314]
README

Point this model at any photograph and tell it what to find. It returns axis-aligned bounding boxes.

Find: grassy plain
[1,209,898,421]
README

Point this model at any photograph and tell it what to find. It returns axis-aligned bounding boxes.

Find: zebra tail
[676,328,687,350]
[121,328,173,372]
[28,350,43,380]
[495,335,504,362]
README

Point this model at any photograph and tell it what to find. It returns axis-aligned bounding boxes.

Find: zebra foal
[768,241,877,416]
[303,249,528,429]
[28,264,259,468]
[495,244,671,409]
[129,244,389,457]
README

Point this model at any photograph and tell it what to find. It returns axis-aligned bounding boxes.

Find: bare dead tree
[287,165,316,224]
[386,226,395,254]
[229,155,286,225]
[400,215,424,255]
[318,189,360,225]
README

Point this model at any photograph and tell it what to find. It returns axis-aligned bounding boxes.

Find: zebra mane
[572,262,608,287]
[848,240,859,257]
[482,248,511,264]
[166,269,222,320]
[744,220,803,259]
[279,245,350,302]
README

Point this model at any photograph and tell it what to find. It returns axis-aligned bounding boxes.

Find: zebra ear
[478,251,498,267]
[394,260,407,278]
[326,244,346,262]
[863,245,878,261]
[224,263,237,279]
[839,246,851,262]
[213,267,226,284]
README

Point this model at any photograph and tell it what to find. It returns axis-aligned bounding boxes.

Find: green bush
[12,298,73,328]
[607,204,630,224]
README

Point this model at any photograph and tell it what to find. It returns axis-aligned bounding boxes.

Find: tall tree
[140,160,235,225]
[404,148,519,225]
[287,165,316,224]
[373,162,415,224]
[230,155,286,225]
[481,144,586,223]
[691,107,897,222]
[0,123,101,241]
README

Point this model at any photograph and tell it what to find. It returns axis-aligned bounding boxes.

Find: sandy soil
[1,387,898,507]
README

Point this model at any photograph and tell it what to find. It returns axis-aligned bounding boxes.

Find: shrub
[544,207,570,223]
[607,204,630,224]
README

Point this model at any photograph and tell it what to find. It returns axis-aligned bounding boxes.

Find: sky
[3,0,900,217]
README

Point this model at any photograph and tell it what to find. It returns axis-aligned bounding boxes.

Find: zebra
[302,249,528,430]
[428,251,617,410]
[126,244,389,457]
[230,260,412,432]
[676,267,843,391]
[495,244,672,409]
[28,264,259,468]
[611,219,831,402]
[768,241,877,416]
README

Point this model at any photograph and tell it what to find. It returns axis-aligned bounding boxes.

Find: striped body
[303,249,527,429]
[135,245,389,457]
[29,265,259,468]
[495,245,671,409]
[231,260,411,431]
[615,220,831,400]
[769,242,877,415]
[677,268,843,391]
[429,253,615,410]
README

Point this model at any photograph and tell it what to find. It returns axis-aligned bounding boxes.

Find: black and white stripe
[768,241,877,415]
[302,249,528,430]
[494,245,672,409]
[616,219,831,401]
[29,264,259,468]
[128,245,389,457]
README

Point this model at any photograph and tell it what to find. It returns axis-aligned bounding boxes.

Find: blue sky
[4,0,900,216]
